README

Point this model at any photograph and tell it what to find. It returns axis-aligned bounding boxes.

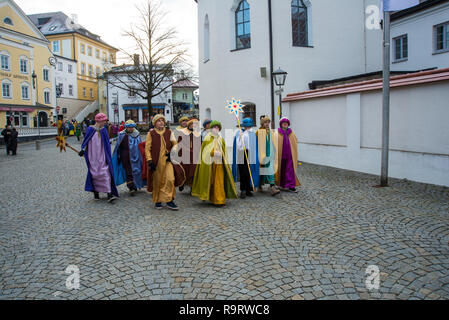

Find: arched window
[19,55,28,73]
[292,0,308,47]
[3,17,13,25]
[204,15,210,62]
[1,50,10,70]
[2,79,12,98]
[235,0,251,50]
[21,82,30,100]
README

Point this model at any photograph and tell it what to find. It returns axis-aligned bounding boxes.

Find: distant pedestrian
[9,127,18,156]
[75,122,81,142]
[1,125,12,155]
[82,121,87,137]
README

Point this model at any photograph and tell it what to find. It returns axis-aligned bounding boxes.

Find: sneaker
[270,186,281,196]
[94,192,100,201]
[289,188,298,193]
[166,201,179,210]
[155,202,163,210]
[107,193,118,203]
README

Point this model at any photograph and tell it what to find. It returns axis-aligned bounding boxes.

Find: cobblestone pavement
[1,137,449,300]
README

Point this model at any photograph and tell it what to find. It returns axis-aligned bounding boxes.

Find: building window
[80,44,85,54]
[434,22,449,53]
[102,52,107,62]
[90,88,93,98]
[68,64,73,73]
[243,102,256,125]
[96,49,100,58]
[292,0,308,47]
[44,90,51,104]
[69,85,73,96]
[21,112,29,127]
[2,81,12,98]
[204,14,210,62]
[81,63,86,75]
[83,87,86,97]
[1,53,10,70]
[109,53,114,63]
[3,17,13,25]
[58,62,63,71]
[235,0,251,50]
[21,84,30,100]
[88,46,92,56]
[52,40,60,53]
[125,109,139,123]
[43,68,49,81]
[182,93,188,100]
[88,65,93,77]
[57,83,64,95]
[96,66,100,76]
[394,34,408,62]
[128,87,137,97]
[62,108,67,114]
[20,58,28,73]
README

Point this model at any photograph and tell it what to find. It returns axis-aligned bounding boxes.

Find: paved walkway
[0,137,448,300]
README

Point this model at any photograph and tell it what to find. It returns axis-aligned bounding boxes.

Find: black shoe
[94,192,100,201]
[166,201,179,210]
[179,184,184,192]
[246,191,254,197]
[289,188,298,193]
[107,193,118,203]
[155,202,163,210]
[240,192,246,199]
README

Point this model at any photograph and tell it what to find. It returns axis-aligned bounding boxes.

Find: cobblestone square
[1,137,448,300]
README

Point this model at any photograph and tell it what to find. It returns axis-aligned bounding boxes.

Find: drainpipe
[268,0,275,129]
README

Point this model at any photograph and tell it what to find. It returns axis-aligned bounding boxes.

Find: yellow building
[28,11,118,103]
[0,0,55,129]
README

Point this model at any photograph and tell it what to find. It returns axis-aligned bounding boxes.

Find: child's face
[263,121,270,129]
[212,126,220,135]
[281,122,289,130]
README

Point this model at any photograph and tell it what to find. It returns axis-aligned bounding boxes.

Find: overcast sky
[16,0,199,73]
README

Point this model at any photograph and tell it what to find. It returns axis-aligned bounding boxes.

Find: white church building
[195,0,449,187]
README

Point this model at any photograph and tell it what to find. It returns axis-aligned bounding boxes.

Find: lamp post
[272,67,288,120]
[32,70,41,149]
[112,102,118,124]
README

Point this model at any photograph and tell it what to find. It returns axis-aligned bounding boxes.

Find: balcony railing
[17,127,58,137]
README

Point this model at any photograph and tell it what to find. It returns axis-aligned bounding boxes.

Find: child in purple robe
[79,113,118,202]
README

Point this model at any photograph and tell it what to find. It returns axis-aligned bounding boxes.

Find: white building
[195,0,383,130]
[104,65,173,124]
[390,0,449,71]
[54,55,77,99]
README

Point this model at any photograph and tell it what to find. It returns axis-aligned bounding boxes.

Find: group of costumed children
[78,112,300,209]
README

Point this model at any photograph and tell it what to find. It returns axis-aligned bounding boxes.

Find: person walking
[1,125,12,155]
[9,127,18,156]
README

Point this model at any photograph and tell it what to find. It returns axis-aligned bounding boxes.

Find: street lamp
[31,70,41,146]
[272,67,288,119]
[112,102,118,124]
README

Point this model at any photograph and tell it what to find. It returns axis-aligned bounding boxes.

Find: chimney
[133,54,140,66]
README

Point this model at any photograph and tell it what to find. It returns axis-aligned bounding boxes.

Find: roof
[173,79,198,89]
[391,0,449,21]
[27,11,118,50]
[283,67,449,102]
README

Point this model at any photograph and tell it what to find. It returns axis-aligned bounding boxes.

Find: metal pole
[268,0,275,129]
[278,86,282,118]
[380,11,390,187]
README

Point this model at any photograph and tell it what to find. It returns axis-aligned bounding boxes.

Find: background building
[0,0,56,138]
[104,65,173,124]
[172,79,199,123]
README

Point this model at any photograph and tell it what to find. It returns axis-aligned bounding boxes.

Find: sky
[16,0,199,73]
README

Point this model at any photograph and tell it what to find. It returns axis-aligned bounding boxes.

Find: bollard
[35,140,40,150]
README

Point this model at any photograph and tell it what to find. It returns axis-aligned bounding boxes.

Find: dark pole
[268,0,275,129]
[278,86,282,118]
[380,11,390,187]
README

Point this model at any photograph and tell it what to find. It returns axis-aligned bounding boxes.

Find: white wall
[288,80,449,187]
[55,57,77,99]
[197,0,382,131]
[391,2,449,71]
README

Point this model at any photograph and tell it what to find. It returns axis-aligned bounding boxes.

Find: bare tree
[107,0,195,120]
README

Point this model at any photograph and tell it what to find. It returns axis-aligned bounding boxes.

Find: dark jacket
[1,128,12,145]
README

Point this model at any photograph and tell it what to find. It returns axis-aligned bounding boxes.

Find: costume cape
[232,129,260,188]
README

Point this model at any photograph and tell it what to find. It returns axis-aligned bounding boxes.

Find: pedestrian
[256,116,280,196]
[1,125,12,155]
[276,117,301,192]
[82,121,88,137]
[78,113,118,202]
[74,122,81,142]
[201,119,211,141]
[232,117,260,199]
[178,118,201,193]
[9,127,18,156]
[174,116,196,192]
[112,120,145,196]
[192,120,237,207]
[64,121,70,136]
[144,114,185,210]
